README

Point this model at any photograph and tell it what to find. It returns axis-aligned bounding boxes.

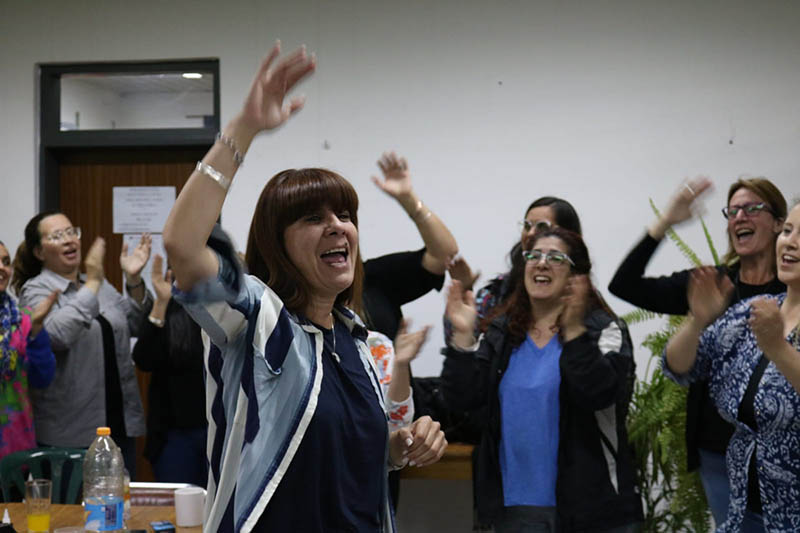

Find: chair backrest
[0,447,86,504]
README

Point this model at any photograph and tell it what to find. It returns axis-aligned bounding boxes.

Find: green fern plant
[624,203,718,532]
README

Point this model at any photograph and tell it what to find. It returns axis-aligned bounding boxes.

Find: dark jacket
[132,300,206,462]
[442,309,643,531]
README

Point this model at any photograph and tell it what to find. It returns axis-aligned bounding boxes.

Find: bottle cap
[96,427,111,436]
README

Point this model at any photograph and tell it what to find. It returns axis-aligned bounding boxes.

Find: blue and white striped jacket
[174,242,396,533]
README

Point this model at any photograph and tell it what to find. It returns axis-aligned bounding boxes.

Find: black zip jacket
[442,309,643,531]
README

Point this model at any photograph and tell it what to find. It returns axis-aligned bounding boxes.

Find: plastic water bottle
[83,427,125,532]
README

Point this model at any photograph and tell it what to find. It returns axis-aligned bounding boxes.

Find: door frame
[38,58,220,210]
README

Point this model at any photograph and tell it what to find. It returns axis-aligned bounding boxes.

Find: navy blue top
[254,318,388,532]
[498,334,562,507]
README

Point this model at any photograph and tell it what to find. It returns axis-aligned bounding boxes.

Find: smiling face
[727,188,782,260]
[523,236,573,303]
[777,204,800,289]
[283,206,358,306]
[0,244,11,293]
[34,214,82,277]
[521,205,557,250]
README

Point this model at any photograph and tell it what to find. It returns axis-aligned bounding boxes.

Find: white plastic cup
[174,486,205,527]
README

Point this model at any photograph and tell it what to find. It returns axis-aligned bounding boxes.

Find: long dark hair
[245,168,364,316]
[12,211,62,294]
[494,227,612,346]
[502,197,582,309]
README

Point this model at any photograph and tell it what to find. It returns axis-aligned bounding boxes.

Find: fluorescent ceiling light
[182,73,203,79]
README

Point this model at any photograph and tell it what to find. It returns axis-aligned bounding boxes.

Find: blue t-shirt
[499,334,562,507]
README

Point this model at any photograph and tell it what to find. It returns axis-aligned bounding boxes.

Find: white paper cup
[174,486,206,527]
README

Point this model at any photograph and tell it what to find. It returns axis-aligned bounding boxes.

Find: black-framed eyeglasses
[43,226,82,243]
[521,249,575,267]
[518,219,552,233]
[721,202,772,220]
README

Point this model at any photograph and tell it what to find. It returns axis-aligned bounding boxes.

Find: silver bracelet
[196,161,231,191]
[216,132,245,166]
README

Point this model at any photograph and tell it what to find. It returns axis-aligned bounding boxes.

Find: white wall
[118,91,212,129]
[60,78,121,129]
[2,0,800,527]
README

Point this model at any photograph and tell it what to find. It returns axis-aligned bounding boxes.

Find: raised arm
[371,152,458,275]
[608,176,713,314]
[665,267,734,375]
[163,42,316,291]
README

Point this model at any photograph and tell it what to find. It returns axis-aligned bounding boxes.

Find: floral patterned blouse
[366,331,414,430]
[662,293,800,532]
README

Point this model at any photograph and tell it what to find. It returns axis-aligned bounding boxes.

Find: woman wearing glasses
[15,212,151,475]
[663,200,800,531]
[608,177,786,527]
[444,197,582,345]
[443,227,642,532]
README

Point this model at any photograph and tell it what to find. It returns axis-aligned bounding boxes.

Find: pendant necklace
[328,313,340,362]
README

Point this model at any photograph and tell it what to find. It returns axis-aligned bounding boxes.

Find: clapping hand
[150,254,174,304]
[687,267,734,327]
[447,256,480,292]
[749,297,787,360]
[560,275,590,339]
[394,319,431,366]
[30,290,60,337]
[446,280,478,349]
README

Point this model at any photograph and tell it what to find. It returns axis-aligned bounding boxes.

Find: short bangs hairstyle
[245,168,364,315]
[722,177,787,266]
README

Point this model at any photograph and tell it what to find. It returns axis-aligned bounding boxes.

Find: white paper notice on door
[113,186,176,234]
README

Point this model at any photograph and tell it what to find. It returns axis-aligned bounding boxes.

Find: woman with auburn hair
[609,176,786,526]
[663,200,800,531]
[443,227,642,532]
[443,196,582,345]
[162,42,445,532]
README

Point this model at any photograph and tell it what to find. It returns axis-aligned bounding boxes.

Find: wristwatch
[148,315,165,327]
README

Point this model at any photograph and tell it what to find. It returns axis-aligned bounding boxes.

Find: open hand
[238,41,316,136]
[687,267,734,327]
[447,256,480,292]
[372,152,413,200]
[662,176,713,227]
[120,233,152,281]
[394,319,431,365]
[30,290,60,337]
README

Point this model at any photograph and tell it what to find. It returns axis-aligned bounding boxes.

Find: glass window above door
[60,72,215,131]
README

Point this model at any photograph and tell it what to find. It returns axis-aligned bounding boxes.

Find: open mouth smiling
[734,227,755,243]
[320,246,349,265]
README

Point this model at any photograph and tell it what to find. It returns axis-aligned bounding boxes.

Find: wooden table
[400,443,474,480]
[2,502,201,532]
